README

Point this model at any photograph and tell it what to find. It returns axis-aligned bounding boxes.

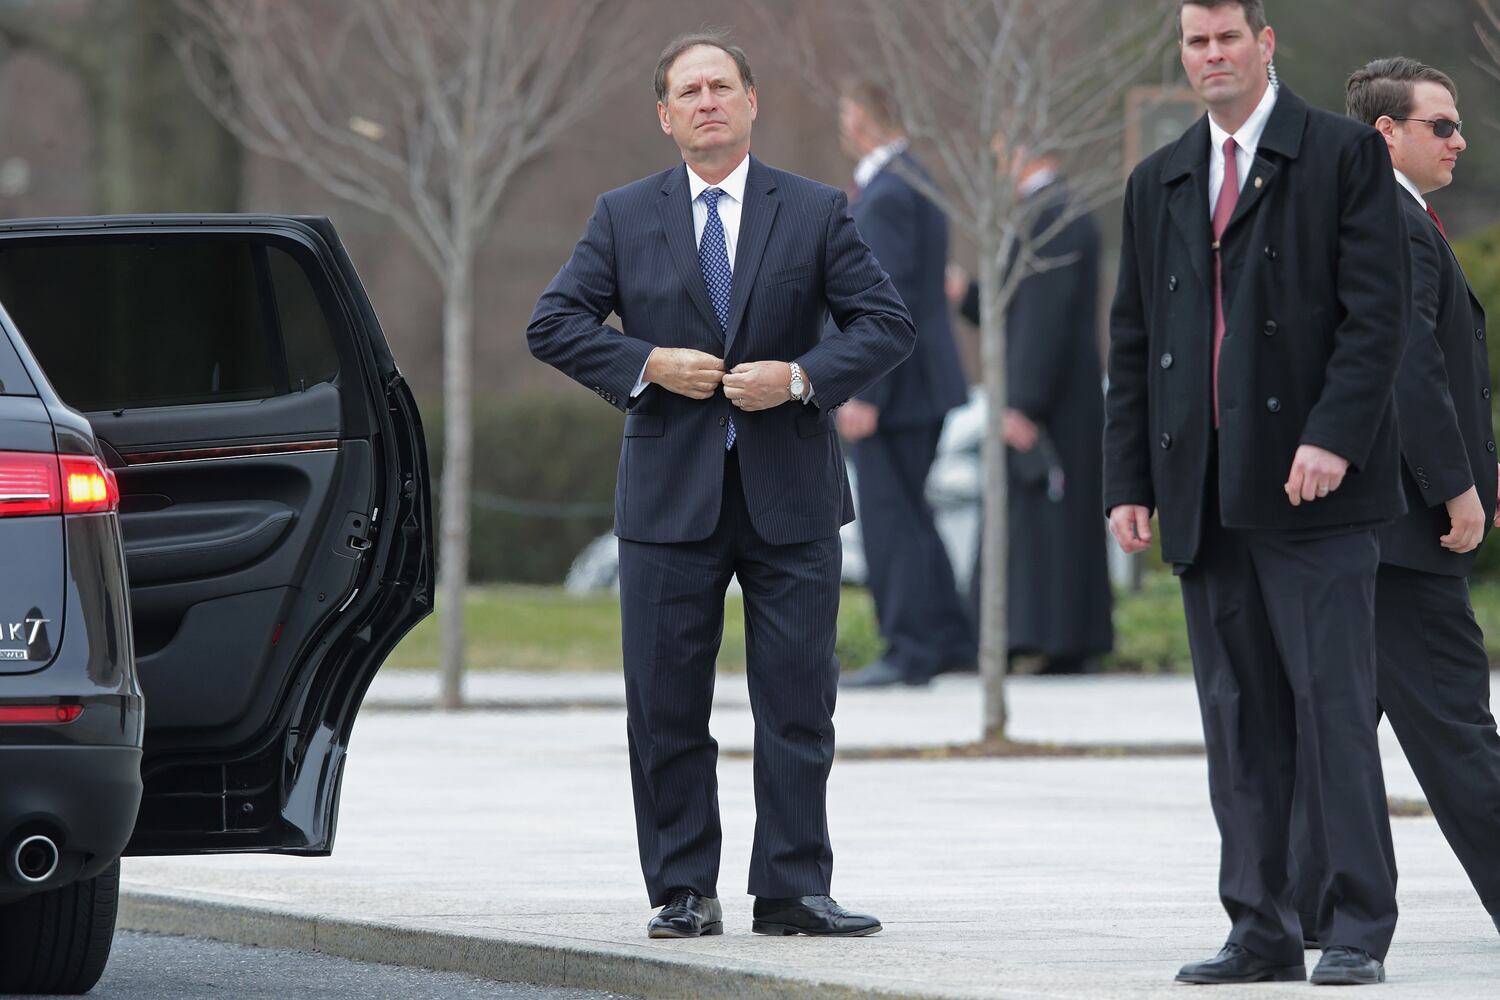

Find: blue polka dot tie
[699,187,735,450]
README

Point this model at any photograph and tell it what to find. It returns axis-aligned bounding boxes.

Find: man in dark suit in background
[950,148,1114,675]
[1105,0,1407,985]
[832,81,976,689]
[528,32,913,940]
[1292,56,1500,942]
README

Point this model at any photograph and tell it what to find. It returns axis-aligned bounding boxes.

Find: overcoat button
[1478,328,1486,341]
[1168,275,1179,291]
[1160,353,1174,369]
[1489,441,1496,454]
[1264,246,1277,260]
[1266,397,1281,413]
[1485,388,1492,400]
[1263,320,1278,336]
[1160,433,1173,449]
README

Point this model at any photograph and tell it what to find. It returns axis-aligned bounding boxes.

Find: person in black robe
[951,155,1114,673]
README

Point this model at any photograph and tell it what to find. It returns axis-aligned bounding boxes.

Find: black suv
[0,215,433,994]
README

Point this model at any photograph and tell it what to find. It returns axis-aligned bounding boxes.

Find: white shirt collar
[1208,80,1278,160]
[686,153,751,205]
[1392,168,1427,211]
[853,139,909,190]
[1019,167,1059,198]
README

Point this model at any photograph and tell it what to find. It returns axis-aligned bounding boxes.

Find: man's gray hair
[654,30,755,103]
[1346,56,1458,127]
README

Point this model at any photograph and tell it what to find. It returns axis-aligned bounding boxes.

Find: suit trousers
[1179,496,1397,963]
[1293,564,1500,929]
[850,423,975,678]
[617,450,842,906]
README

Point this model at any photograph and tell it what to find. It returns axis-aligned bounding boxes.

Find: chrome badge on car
[1,616,51,660]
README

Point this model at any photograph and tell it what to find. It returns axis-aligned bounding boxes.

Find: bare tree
[178,0,644,709]
[761,0,1172,740]
[0,0,241,213]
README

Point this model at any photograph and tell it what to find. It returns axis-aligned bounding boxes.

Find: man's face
[1385,80,1466,194]
[657,45,756,162]
[1179,4,1274,111]
[838,97,876,160]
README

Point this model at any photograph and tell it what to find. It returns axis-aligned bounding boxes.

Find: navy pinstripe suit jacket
[529,155,916,546]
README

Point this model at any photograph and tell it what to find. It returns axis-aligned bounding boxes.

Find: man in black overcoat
[1291,56,1500,942]
[1104,0,1407,985]
[953,151,1114,673]
[832,81,976,689]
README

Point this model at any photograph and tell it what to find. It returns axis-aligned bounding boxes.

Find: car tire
[0,858,120,995]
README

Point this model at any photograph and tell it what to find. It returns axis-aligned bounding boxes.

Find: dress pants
[849,423,975,678]
[1293,564,1500,930]
[1179,495,1397,963]
[617,450,842,906]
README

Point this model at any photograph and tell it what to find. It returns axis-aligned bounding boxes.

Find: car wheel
[0,858,119,995]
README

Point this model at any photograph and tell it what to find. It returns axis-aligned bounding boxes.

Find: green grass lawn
[384,577,1500,673]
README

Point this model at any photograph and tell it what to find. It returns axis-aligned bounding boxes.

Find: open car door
[0,215,433,855]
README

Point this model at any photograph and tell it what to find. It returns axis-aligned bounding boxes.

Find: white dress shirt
[1207,81,1279,213]
[1393,168,1427,211]
[635,154,810,402]
[853,139,908,190]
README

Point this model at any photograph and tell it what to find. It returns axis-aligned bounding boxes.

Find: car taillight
[59,455,118,514]
[0,705,82,724]
[0,451,118,517]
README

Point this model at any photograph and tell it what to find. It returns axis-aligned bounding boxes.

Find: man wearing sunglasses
[1291,55,1500,944]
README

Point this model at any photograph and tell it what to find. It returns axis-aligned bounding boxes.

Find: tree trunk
[0,0,242,214]
[438,252,475,711]
[93,0,241,213]
[977,228,1010,743]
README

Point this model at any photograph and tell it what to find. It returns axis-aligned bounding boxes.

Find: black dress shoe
[1175,944,1305,984]
[1310,946,1385,985]
[751,895,881,936]
[840,659,928,688]
[647,889,722,939]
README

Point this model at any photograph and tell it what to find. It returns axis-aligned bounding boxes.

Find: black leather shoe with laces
[751,895,881,936]
[647,889,722,939]
[1310,946,1385,986]
[1175,944,1306,984]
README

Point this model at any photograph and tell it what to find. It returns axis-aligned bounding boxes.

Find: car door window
[0,328,32,396]
[0,238,339,412]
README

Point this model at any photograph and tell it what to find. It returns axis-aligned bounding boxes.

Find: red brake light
[0,705,82,724]
[0,451,60,517]
[0,452,118,517]
[58,455,118,514]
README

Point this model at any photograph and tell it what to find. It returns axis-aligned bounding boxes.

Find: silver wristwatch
[789,362,807,402]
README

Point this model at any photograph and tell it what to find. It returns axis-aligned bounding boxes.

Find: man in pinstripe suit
[528,32,914,939]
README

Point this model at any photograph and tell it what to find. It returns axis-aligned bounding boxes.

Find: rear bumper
[0,745,142,901]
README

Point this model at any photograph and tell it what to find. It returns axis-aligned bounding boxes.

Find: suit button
[1485,388,1492,400]
[1489,441,1497,454]
[1266,397,1280,413]
[1478,328,1486,341]
[1168,275,1179,292]
[1160,433,1173,450]
[1263,320,1278,336]
[1264,245,1277,260]
[1160,352,1174,369]
[718,416,727,427]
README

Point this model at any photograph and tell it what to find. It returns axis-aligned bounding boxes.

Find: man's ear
[1259,26,1276,66]
[658,101,672,136]
[747,86,758,122]
[1374,115,1398,147]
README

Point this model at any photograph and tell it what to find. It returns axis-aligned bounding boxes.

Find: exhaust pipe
[11,834,60,884]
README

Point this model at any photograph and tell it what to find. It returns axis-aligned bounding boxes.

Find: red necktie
[1212,137,1239,426]
[1427,204,1447,238]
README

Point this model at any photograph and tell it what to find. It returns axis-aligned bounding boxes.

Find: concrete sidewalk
[119,673,1500,998]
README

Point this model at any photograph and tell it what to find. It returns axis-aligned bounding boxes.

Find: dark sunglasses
[1393,116,1463,138]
